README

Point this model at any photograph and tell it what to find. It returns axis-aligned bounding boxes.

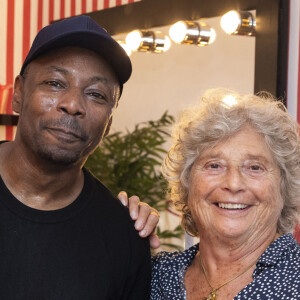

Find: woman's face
[188,126,283,242]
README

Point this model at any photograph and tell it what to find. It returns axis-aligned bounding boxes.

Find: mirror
[112,14,255,132]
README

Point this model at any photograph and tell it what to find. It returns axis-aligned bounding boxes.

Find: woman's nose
[57,89,86,117]
[222,167,245,193]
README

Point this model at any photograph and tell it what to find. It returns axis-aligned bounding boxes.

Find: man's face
[13,47,120,166]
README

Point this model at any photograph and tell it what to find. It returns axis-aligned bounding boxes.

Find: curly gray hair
[163,88,300,236]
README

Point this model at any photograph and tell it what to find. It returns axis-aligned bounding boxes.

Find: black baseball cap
[20,15,132,87]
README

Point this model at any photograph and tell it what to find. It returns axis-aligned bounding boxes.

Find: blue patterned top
[151,233,300,299]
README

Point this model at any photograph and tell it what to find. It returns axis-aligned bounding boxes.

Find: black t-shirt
[0,167,151,300]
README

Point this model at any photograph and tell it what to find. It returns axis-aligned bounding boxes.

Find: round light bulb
[220,10,241,34]
[125,30,142,51]
[169,21,187,43]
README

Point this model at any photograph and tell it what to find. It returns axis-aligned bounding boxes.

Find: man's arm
[122,233,151,300]
[118,191,160,249]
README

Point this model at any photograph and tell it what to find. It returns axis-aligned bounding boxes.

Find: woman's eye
[204,162,221,170]
[210,163,220,169]
[250,165,262,171]
[201,161,224,173]
[245,163,266,175]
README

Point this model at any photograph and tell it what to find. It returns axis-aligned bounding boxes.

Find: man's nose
[222,167,245,193]
[57,89,86,117]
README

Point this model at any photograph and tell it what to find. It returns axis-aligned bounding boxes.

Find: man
[0,15,156,299]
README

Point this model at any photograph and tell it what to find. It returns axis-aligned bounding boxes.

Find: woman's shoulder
[280,233,300,267]
[150,244,199,300]
[152,243,199,271]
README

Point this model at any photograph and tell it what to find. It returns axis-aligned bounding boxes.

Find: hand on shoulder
[118,191,160,249]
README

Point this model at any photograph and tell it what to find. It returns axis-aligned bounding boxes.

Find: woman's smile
[215,202,249,210]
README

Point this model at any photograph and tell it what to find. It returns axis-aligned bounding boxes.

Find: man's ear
[12,75,23,114]
[104,116,113,137]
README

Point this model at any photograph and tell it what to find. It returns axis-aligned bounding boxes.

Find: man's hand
[118,191,160,249]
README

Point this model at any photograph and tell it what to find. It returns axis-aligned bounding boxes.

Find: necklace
[198,232,278,300]
[198,252,258,300]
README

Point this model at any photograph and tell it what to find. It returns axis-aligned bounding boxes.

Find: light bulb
[125,30,142,51]
[169,21,187,43]
[220,10,240,34]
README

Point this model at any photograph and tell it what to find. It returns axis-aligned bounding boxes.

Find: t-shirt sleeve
[121,224,151,300]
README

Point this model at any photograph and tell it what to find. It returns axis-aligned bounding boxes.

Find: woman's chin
[208,220,257,242]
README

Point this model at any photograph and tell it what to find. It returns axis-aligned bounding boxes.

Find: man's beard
[35,143,84,165]
[34,117,90,165]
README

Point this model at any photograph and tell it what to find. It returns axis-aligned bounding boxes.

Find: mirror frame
[87,0,289,101]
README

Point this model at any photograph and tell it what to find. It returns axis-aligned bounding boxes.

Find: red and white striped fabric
[0,0,141,140]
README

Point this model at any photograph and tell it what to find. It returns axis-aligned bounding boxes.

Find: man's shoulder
[82,167,146,242]
[83,167,125,211]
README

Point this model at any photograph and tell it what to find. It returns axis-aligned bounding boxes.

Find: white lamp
[126,30,171,53]
[221,10,255,36]
[169,20,216,46]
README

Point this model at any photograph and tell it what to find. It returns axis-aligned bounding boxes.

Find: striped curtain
[0,0,142,140]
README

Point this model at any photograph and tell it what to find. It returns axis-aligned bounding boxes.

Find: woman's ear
[12,75,23,114]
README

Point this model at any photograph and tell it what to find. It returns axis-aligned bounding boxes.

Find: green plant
[156,225,184,251]
[85,112,184,251]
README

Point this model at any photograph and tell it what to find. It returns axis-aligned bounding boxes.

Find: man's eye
[44,81,62,88]
[88,92,104,99]
[44,80,64,89]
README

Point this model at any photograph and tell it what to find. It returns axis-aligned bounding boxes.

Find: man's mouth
[216,203,249,210]
[46,127,85,143]
[41,118,88,141]
[49,127,82,139]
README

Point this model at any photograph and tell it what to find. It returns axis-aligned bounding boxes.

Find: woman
[151,89,300,299]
